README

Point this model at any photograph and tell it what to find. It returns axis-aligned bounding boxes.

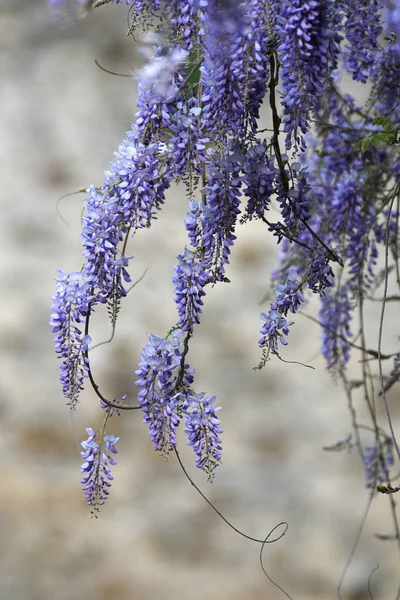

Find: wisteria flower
[184,393,223,479]
[80,428,119,515]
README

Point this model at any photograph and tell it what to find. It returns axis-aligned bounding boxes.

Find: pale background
[1,2,400,599]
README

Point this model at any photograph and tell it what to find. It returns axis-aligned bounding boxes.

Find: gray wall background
[1,2,400,599]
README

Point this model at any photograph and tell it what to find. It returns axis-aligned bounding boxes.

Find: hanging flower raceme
[82,137,174,307]
[135,330,223,475]
[80,427,119,516]
[277,0,342,150]
[173,247,208,333]
[342,0,383,83]
[135,331,194,456]
[50,271,92,408]
[258,309,294,358]
[364,438,394,488]
[169,98,210,189]
[320,286,353,372]
[258,270,305,360]
[200,148,242,282]
[200,0,270,138]
[184,392,223,479]
[242,143,276,220]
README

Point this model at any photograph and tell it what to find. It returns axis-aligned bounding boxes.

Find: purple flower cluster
[342,0,383,83]
[201,149,242,282]
[82,138,173,305]
[320,287,352,372]
[135,331,194,456]
[80,427,119,515]
[280,163,312,229]
[277,0,341,149]
[200,4,248,137]
[200,0,271,138]
[181,150,242,284]
[258,309,293,358]
[184,393,222,478]
[173,248,208,332]
[364,439,394,488]
[169,99,210,187]
[50,271,92,408]
[275,271,305,315]
[242,143,276,219]
[258,270,305,358]
[135,331,223,476]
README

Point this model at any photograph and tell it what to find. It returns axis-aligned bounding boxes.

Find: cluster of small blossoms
[200,148,242,282]
[276,0,341,150]
[135,331,193,456]
[50,271,92,408]
[173,248,208,333]
[242,143,276,220]
[49,0,400,509]
[320,285,353,371]
[342,0,383,82]
[258,269,304,359]
[80,428,119,515]
[135,331,222,477]
[364,438,394,489]
[184,393,222,477]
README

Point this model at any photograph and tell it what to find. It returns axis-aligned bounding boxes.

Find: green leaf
[361,137,372,152]
[372,115,392,132]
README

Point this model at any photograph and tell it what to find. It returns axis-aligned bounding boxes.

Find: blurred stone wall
[1,2,400,599]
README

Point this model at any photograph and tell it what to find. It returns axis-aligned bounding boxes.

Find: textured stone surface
[1,2,399,599]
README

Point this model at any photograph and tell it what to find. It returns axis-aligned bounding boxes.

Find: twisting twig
[259,526,293,600]
[94,59,135,78]
[56,188,87,226]
[84,311,140,411]
[367,564,379,600]
[89,269,148,353]
[174,448,287,545]
[174,448,292,598]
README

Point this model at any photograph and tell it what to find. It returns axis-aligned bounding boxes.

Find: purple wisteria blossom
[200,0,270,138]
[277,0,342,150]
[50,271,92,408]
[242,144,276,219]
[320,286,353,372]
[184,393,223,479]
[80,427,119,515]
[135,331,194,456]
[275,270,305,315]
[258,270,306,359]
[258,309,294,358]
[200,148,242,282]
[135,331,223,475]
[280,163,312,229]
[82,138,173,306]
[342,0,383,82]
[364,439,394,488]
[169,98,210,188]
[173,248,208,332]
